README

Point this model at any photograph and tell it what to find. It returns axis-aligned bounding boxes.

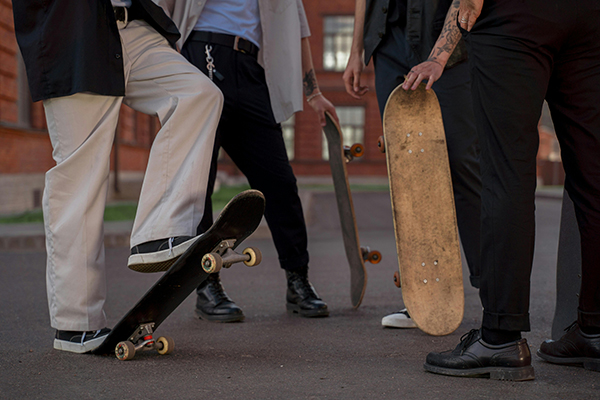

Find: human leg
[43,93,122,333]
[537,3,600,371]
[118,21,222,270]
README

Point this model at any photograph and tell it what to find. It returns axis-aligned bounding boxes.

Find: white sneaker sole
[53,334,108,353]
[127,235,201,273]
[382,313,417,328]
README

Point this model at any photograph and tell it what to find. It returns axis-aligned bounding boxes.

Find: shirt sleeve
[297,0,311,38]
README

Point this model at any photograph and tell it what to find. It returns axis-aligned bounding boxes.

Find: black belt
[188,31,259,58]
[113,6,142,23]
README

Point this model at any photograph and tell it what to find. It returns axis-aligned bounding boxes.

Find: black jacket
[12,0,180,102]
[364,0,466,67]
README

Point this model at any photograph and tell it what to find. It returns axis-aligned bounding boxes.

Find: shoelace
[168,237,174,257]
[80,329,102,344]
[457,329,480,355]
[209,276,229,302]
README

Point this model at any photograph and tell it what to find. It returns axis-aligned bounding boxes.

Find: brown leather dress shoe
[537,322,600,372]
[424,329,535,381]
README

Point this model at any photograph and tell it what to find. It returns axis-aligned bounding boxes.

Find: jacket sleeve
[297,0,311,38]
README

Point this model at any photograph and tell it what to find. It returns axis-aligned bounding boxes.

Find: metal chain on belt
[205,44,215,81]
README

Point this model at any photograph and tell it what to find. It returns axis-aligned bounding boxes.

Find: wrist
[306,91,322,103]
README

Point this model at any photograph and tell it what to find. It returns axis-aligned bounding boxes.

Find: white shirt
[193,0,262,48]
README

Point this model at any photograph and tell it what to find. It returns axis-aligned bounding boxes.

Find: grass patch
[0,184,253,224]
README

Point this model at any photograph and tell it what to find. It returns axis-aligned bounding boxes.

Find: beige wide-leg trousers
[42,20,223,331]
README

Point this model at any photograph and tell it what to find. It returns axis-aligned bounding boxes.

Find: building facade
[0,0,561,216]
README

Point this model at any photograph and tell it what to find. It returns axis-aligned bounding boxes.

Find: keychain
[204,45,224,81]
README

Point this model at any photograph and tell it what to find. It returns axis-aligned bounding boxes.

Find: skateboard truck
[115,323,174,361]
[361,246,382,264]
[343,144,365,162]
[201,239,262,274]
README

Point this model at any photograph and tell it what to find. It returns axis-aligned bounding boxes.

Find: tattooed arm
[301,37,339,126]
[402,0,462,91]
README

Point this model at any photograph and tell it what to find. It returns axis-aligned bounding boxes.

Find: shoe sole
[54,335,108,354]
[537,349,600,372]
[128,236,201,273]
[195,308,245,323]
[286,303,330,318]
[423,362,535,381]
[382,319,417,329]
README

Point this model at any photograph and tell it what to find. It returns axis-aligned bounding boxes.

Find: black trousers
[372,23,482,288]
[182,37,309,272]
[463,0,600,331]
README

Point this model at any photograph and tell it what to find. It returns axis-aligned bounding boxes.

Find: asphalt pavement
[1,189,598,399]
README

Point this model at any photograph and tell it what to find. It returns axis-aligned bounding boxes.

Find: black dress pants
[182,37,309,272]
[372,23,483,288]
[463,0,600,331]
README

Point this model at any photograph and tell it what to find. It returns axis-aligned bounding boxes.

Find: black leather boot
[195,273,244,322]
[285,269,329,318]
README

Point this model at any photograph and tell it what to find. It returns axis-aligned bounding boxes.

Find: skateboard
[380,83,464,336]
[551,189,581,340]
[92,189,265,360]
[322,111,381,308]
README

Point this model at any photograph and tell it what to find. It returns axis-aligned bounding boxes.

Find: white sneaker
[381,309,417,328]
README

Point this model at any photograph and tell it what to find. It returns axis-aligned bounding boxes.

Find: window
[323,16,354,72]
[322,107,365,160]
[281,115,295,160]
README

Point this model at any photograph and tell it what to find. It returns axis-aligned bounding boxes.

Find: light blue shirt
[111,0,132,7]
[194,0,262,48]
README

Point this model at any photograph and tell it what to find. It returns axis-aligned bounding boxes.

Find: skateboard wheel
[243,247,262,267]
[393,271,401,288]
[156,336,175,355]
[377,136,385,153]
[115,341,136,361]
[202,253,223,273]
[350,143,364,158]
[366,250,382,264]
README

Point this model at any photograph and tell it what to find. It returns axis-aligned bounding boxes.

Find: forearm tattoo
[429,0,462,62]
[303,69,318,97]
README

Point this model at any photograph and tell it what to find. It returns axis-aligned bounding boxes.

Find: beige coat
[155,0,311,122]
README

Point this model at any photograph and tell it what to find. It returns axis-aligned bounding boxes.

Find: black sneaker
[285,269,329,318]
[128,235,200,273]
[195,273,244,323]
[54,328,111,353]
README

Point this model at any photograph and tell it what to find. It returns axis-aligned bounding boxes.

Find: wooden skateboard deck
[322,111,381,308]
[551,190,581,340]
[92,189,265,359]
[382,84,464,336]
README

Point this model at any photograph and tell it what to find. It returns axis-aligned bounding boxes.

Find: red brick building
[0,0,561,215]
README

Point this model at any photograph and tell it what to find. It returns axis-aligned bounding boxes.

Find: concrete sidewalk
[0,187,563,250]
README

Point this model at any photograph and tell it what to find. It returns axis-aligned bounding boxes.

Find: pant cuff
[578,308,600,328]
[482,310,530,332]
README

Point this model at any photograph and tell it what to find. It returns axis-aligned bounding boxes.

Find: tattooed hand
[402,60,444,91]
[403,0,462,91]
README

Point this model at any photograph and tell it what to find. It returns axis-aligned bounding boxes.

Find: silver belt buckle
[233,36,245,54]
[115,7,129,30]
